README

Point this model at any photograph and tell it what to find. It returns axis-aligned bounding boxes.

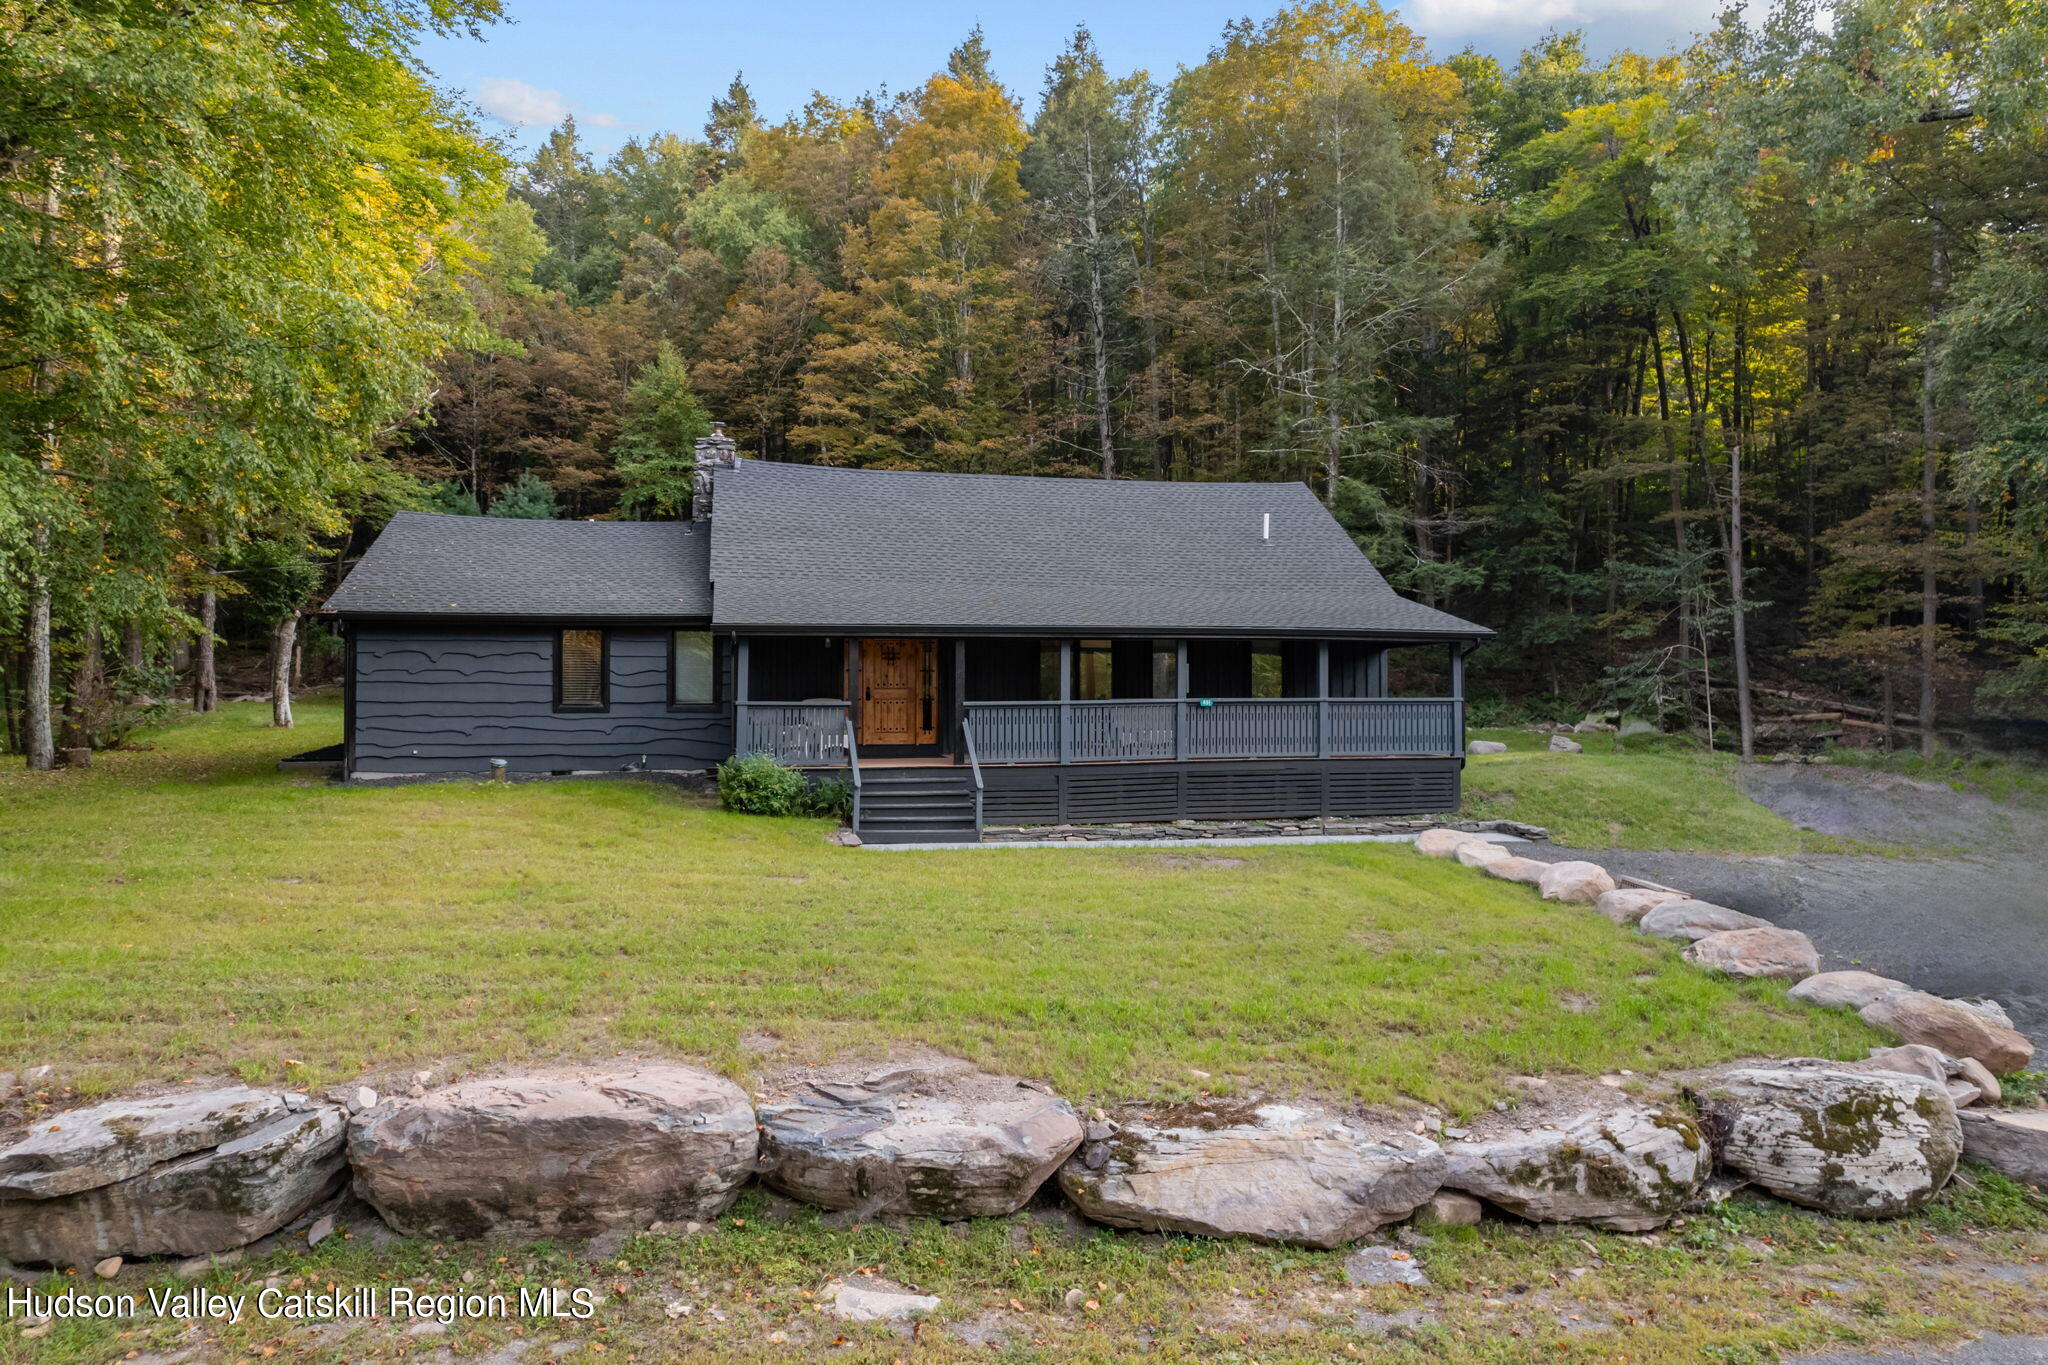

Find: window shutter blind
[560,630,604,707]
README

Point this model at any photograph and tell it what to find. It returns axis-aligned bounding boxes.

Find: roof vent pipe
[1262,512,1271,541]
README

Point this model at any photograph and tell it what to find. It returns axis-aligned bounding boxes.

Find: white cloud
[474,77,571,127]
[473,77,623,131]
[1406,0,1722,40]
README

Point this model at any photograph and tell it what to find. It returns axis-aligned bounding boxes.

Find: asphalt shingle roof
[323,511,712,617]
[326,465,1490,638]
[707,459,1489,638]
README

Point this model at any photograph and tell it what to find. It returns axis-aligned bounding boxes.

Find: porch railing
[736,702,853,767]
[965,697,1462,765]
[737,696,1462,767]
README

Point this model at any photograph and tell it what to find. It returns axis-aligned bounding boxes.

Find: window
[1074,640,1113,700]
[555,629,608,711]
[1250,639,1284,698]
[1150,640,1178,699]
[671,630,717,706]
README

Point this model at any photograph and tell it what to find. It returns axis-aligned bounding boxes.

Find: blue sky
[419,0,1725,158]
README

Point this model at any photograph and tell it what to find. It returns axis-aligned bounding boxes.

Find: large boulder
[1859,991,2035,1075]
[1537,861,1615,904]
[1467,740,1509,755]
[348,1065,757,1240]
[1485,856,1550,885]
[1442,1097,1706,1231]
[1414,828,1479,858]
[1683,928,1819,981]
[1638,901,1772,942]
[1856,1044,1953,1088]
[0,1085,291,1200]
[1687,1061,1960,1218]
[1456,840,1512,869]
[757,1067,1081,1219]
[1549,736,1583,753]
[1593,888,1687,926]
[1788,971,1908,1011]
[0,1100,345,1267]
[1957,1111,2048,1185]
[1058,1101,1443,1249]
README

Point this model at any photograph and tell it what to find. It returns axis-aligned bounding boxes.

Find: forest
[4,0,2047,767]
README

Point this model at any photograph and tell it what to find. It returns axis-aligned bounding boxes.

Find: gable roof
[706,459,1488,638]
[323,510,712,617]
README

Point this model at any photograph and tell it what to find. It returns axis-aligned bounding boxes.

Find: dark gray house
[325,432,1490,843]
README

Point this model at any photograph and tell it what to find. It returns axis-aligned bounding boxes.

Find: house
[324,430,1492,843]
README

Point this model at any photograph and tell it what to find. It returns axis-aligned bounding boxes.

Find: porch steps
[854,767,980,845]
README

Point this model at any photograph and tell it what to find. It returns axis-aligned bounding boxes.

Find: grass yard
[12,1174,2048,1365]
[0,701,1882,1113]
[7,704,2047,1365]
[1458,727,1854,853]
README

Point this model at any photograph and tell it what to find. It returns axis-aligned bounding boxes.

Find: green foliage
[422,481,482,516]
[717,752,818,816]
[682,176,812,272]
[484,471,560,520]
[230,539,327,627]
[614,343,713,519]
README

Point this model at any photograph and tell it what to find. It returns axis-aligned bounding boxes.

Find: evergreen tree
[616,344,715,518]
[486,472,562,519]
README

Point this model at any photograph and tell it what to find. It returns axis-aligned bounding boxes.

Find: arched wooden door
[858,638,937,747]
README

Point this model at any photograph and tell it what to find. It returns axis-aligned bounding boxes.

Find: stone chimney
[692,422,736,522]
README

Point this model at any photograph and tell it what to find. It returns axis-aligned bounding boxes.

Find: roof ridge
[729,457,1323,496]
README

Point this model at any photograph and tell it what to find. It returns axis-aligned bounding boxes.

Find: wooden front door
[859,638,937,747]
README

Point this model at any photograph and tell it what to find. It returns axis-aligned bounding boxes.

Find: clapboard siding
[350,624,732,773]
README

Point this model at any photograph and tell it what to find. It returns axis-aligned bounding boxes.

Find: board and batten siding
[349,624,733,774]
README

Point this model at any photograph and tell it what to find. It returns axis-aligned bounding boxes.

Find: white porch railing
[965,697,1462,765]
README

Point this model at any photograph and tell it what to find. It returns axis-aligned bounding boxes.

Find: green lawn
[0,701,1878,1113]
[1459,727,1850,852]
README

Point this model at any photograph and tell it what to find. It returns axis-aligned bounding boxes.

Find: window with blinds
[556,629,607,711]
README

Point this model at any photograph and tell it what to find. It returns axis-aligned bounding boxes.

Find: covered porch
[731,635,1469,770]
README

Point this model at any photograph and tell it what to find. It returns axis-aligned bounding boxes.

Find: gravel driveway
[1515,763,2048,1047]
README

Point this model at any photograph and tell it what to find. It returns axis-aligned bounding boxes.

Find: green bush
[715,753,849,818]
[716,753,811,815]
[808,776,853,820]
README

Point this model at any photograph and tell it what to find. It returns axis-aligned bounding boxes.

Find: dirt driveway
[1519,763,2048,1047]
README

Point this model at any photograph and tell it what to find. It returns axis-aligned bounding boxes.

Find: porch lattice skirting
[979,758,1460,827]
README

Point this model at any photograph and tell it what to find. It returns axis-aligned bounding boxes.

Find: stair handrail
[844,718,862,833]
[961,716,985,837]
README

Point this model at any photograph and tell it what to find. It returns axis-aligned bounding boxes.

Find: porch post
[1058,639,1073,765]
[1450,642,1466,755]
[1174,639,1188,761]
[1317,641,1331,759]
[952,639,967,764]
[735,636,751,754]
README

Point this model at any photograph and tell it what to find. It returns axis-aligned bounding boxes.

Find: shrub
[808,776,853,820]
[716,753,812,815]
[716,753,849,818]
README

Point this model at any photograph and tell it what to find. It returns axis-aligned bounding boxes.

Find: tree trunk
[122,621,145,671]
[61,625,105,752]
[1918,225,1943,760]
[194,530,220,711]
[194,586,219,713]
[24,523,54,771]
[1727,442,1755,760]
[270,613,299,728]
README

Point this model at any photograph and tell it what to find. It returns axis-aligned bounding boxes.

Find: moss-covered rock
[1687,1060,1960,1219]
[1059,1101,1443,1249]
[1442,1096,1706,1231]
